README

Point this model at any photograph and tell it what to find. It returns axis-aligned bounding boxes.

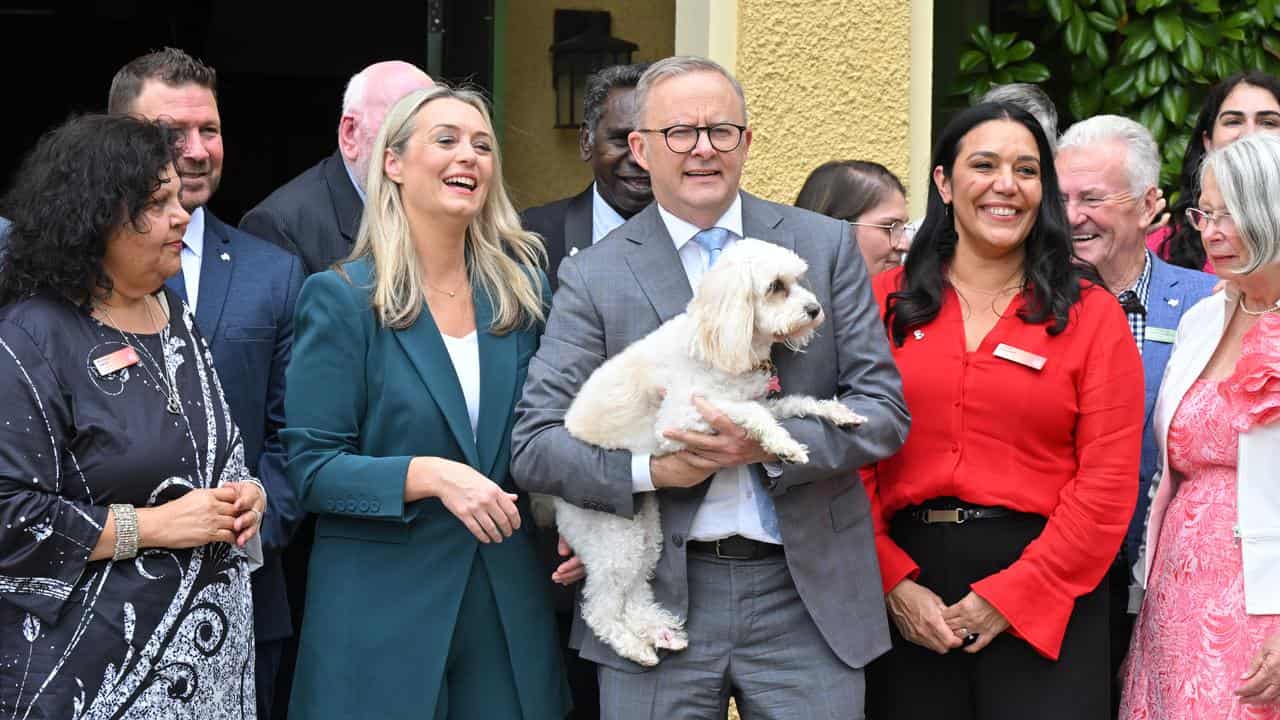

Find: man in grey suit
[511,56,909,719]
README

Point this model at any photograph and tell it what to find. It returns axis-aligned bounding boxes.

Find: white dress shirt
[628,194,779,544]
[344,159,367,205]
[591,183,627,244]
[180,207,206,310]
[440,330,481,437]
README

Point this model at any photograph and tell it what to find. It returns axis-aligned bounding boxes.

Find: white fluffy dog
[556,238,866,666]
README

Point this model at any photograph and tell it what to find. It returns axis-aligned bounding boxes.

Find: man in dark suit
[1056,114,1216,715]
[512,57,908,719]
[239,61,433,275]
[109,48,304,720]
[521,63,652,289]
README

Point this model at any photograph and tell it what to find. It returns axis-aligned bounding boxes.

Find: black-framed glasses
[849,220,910,245]
[636,123,746,153]
[1117,290,1146,316]
[1185,207,1234,232]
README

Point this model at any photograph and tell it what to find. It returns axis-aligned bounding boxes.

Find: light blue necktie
[691,226,781,541]
[692,226,731,268]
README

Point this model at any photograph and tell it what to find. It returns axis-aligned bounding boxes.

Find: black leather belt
[687,535,784,560]
[911,507,1012,524]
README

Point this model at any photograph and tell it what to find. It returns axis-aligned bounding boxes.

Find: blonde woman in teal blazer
[282,86,571,720]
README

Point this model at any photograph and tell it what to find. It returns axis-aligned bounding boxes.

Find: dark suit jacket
[281,257,569,720]
[1125,255,1215,563]
[240,150,362,276]
[166,211,304,644]
[512,193,909,671]
[520,185,594,291]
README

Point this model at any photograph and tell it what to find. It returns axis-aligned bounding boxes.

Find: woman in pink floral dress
[1121,133,1280,719]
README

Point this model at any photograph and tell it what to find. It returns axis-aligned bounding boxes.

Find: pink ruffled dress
[1120,314,1280,719]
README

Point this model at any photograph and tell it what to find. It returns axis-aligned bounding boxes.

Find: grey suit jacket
[511,192,908,671]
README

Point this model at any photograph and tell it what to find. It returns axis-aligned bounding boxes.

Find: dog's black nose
[805,303,821,319]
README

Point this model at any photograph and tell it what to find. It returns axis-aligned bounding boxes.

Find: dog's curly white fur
[555,238,866,666]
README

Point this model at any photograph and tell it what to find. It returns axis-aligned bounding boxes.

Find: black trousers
[866,499,1111,720]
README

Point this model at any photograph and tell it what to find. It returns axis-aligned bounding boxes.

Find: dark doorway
[0,0,494,225]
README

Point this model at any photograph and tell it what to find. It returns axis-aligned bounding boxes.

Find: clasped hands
[887,579,1010,655]
[137,481,265,550]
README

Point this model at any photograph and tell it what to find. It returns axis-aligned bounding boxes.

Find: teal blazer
[282,257,568,720]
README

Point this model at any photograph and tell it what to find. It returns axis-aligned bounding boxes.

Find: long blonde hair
[345,85,546,333]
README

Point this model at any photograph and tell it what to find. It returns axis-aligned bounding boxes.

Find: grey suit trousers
[598,553,865,720]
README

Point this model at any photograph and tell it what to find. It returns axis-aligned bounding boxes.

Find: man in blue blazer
[109,49,304,720]
[1057,115,1216,707]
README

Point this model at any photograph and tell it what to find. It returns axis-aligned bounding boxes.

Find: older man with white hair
[1056,114,1216,705]
[241,60,433,275]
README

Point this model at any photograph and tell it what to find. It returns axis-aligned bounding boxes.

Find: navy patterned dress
[0,289,259,719]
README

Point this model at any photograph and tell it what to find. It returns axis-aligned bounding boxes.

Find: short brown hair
[108,47,217,114]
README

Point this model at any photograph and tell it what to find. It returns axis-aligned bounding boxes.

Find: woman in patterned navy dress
[0,114,264,719]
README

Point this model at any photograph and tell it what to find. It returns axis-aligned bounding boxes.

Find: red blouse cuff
[971,566,1073,661]
[876,535,920,595]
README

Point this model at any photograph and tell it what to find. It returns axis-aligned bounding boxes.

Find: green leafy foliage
[950,0,1280,197]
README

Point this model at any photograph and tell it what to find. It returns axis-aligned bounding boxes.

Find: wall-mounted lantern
[550,9,637,129]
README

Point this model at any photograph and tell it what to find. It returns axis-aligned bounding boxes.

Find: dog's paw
[653,626,688,652]
[773,440,809,465]
[822,400,867,428]
[616,637,660,667]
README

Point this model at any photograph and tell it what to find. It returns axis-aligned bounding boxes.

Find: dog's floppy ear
[688,257,756,374]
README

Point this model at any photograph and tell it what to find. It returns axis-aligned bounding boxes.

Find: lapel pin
[1166,297,1179,308]
[220,252,230,262]
[569,247,579,257]
[913,330,925,341]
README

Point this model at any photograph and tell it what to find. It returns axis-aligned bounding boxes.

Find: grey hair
[341,69,369,117]
[633,56,749,127]
[1057,114,1160,196]
[1199,133,1280,275]
[582,63,651,142]
[981,83,1058,149]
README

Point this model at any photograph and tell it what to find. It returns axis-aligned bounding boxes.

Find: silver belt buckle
[922,509,966,524]
[714,538,753,560]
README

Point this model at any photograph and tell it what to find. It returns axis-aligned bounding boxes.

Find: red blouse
[863,267,1144,660]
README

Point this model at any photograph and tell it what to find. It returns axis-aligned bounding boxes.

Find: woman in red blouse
[863,102,1145,719]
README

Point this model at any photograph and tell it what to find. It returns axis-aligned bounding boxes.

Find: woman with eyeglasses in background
[1154,71,1280,273]
[1121,133,1280,719]
[795,160,910,277]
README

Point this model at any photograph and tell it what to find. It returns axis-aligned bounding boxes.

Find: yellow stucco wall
[500,0,676,211]
[735,0,915,207]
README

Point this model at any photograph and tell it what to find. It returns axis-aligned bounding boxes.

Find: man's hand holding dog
[653,395,776,489]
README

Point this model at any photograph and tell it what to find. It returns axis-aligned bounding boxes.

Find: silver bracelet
[110,503,139,561]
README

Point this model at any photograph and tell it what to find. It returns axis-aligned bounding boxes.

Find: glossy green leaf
[1008,40,1036,62]
[973,25,994,51]
[1119,29,1159,65]
[1159,84,1189,124]
[1150,52,1172,85]
[1086,10,1118,33]
[1046,0,1074,23]
[1153,11,1186,51]
[959,49,987,72]
[1066,11,1090,54]
[1222,11,1256,30]
[996,32,1017,49]
[1011,62,1052,82]
[1264,34,1280,61]
[1098,0,1124,18]
[1221,28,1247,42]
[993,68,1014,85]
[1103,65,1136,92]
[1069,84,1104,119]
[1184,19,1216,47]
[1178,34,1205,73]
[1190,0,1220,14]
[1086,29,1110,67]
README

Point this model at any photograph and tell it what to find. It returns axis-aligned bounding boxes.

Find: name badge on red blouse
[993,343,1046,371]
[92,346,139,376]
